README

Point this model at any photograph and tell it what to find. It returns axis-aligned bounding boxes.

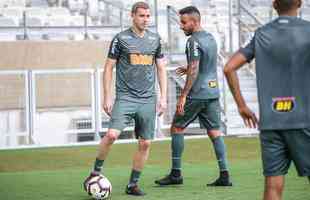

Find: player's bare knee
[105,131,118,144]
[139,140,151,152]
[171,126,185,134]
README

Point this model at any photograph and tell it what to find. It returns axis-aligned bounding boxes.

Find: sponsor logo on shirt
[208,80,218,88]
[130,54,154,65]
[148,36,157,40]
[272,96,295,112]
[111,38,118,54]
[193,41,199,57]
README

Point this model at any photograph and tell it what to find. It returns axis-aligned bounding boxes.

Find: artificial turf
[0,137,309,200]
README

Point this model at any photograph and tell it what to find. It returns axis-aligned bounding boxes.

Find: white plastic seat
[25,16,44,26]
[47,7,70,17]
[0,16,19,27]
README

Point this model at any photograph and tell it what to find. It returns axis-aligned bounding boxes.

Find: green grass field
[0,137,309,200]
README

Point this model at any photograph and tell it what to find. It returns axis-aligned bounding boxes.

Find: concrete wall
[0,40,110,69]
[0,41,111,109]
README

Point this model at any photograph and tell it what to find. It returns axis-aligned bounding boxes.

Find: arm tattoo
[181,60,199,97]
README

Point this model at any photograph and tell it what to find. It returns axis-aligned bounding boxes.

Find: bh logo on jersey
[130,54,153,65]
[272,97,295,113]
[208,80,217,88]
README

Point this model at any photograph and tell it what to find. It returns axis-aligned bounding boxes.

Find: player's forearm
[103,65,113,100]
[157,66,167,100]
[224,67,247,109]
[156,59,167,100]
[181,62,198,98]
[224,52,249,109]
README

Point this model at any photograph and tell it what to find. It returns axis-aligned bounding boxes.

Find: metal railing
[0,65,214,149]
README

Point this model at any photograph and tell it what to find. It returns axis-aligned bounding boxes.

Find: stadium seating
[25,16,44,26]
[47,7,71,16]
[68,0,84,14]
[0,16,19,27]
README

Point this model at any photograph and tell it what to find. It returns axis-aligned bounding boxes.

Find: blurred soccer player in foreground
[224,0,310,199]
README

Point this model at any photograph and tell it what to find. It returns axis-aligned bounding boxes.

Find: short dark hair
[131,1,150,14]
[274,0,301,12]
[179,6,200,17]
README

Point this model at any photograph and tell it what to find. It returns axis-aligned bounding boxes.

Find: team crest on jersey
[272,97,295,113]
[130,54,154,65]
[208,80,217,88]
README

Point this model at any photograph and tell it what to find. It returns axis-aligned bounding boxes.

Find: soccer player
[224,0,310,199]
[84,1,167,196]
[155,6,232,187]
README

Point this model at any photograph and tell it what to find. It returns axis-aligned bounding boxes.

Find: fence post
[120,9,124,31]
[154,0,159,33]
[28,70,35,144]
[228,0,233,53]
[238,0,241,48]
[23,11,28,40]
[166,5,172,63]
[84,1,89,39]
[94,68,101,140]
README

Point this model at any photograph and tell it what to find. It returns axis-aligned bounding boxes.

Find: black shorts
[172,98,221,131]
[260,129,310,177]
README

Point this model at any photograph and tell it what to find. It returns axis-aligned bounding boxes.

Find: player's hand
[176,66,187,76]
[176,95,186,116]
[157,97,167,116]
[238,106,258,128]
[103,97,113,117]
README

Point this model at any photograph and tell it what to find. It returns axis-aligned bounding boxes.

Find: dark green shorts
[260,129,310,176]
[172,98,221,131]
[109,100,156,140]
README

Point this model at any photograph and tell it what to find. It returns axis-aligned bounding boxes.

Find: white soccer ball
[85,174,112,200]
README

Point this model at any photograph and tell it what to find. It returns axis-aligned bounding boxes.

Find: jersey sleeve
[107,35,121,60]
[238,33,255,63]
[155,36,164,59]
[186,37,201,63]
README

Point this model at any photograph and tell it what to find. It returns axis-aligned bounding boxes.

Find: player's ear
[296,0,302,8]
[273,0,279,11]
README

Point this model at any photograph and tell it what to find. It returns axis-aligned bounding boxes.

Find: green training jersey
[186,30,220,100]
[108,28,164,103]
[240,16,310,130]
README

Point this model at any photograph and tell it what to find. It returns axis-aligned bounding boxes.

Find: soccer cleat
[125,184,146,196]
[206,177,232,187]
[83,172,98,191]
[154,174,183,186]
